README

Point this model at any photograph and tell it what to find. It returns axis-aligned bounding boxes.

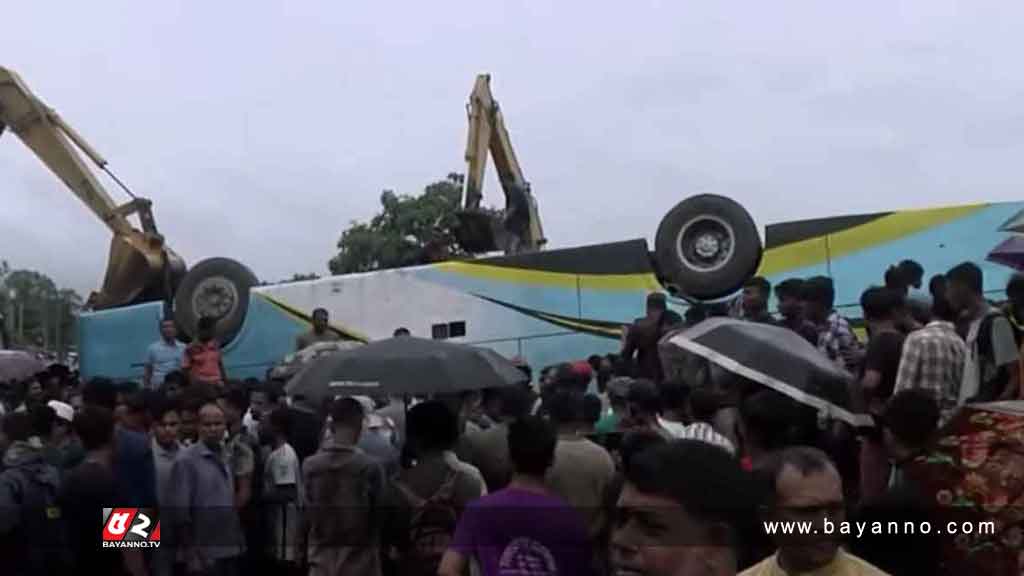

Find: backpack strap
[393,468,459,509]
[975,310,1007,356]
[432,470,459,502]
[1,469,25,505]
[392,478,426,508]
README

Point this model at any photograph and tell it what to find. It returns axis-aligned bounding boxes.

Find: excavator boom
[0,66,184,309]
[459,74,545,254]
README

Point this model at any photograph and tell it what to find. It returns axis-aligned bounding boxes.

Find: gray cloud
[3,1,1024,296]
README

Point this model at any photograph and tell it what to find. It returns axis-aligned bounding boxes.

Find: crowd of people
[0,257,1020,576]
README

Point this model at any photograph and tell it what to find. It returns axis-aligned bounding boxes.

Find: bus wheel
[654,195,762,300]
[174,257,258,345]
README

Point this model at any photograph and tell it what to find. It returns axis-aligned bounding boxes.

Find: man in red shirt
[184,317,226,387]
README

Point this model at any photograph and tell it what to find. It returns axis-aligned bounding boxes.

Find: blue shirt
[168,441,244,564]
[146,339,185,387]
[115,427,157,508]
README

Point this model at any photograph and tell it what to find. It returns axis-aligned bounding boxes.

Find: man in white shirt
[947,262,1020,401]
[263,407,303,567]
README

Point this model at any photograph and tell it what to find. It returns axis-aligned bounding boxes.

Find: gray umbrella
[285,336,527,405]
[660,317,869,427]
[0,350,45,383]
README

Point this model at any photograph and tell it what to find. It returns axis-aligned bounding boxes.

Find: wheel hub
[676,216,736,273]
[694,233,721,259]
[191,276,238,320]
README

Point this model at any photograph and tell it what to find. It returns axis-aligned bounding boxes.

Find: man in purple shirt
[439,415,593,576]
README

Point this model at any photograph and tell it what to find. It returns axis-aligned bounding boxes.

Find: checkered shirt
[817,310,862,372]
[893,320,967,424]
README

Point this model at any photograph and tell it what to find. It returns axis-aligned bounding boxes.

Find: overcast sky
[3,1,1024,296]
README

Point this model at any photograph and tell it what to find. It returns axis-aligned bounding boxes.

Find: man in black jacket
[621,293,681,383]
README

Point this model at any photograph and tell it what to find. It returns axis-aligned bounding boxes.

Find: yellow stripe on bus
[433,261,662,291]
[758,204,986,277]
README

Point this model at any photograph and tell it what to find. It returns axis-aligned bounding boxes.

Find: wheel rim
[675,215,736,273]
[191,276,238,321]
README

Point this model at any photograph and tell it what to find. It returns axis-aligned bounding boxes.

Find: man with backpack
[393,401,486,576]
[0,411,69,576]
[946,262,1021,401]
[302,397,388,576]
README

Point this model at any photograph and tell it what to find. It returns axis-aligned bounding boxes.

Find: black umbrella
[269,340,363,381]
[285,336,528,405]
[659,317,869,427]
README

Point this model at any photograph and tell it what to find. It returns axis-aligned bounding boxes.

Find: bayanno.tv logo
[101,508,161,549]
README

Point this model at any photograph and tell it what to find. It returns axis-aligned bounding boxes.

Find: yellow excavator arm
[0,66,185,309]
[459,74,545,254]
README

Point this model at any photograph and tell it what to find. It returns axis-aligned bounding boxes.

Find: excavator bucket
[88,233,186,310]
[454,210,502,254]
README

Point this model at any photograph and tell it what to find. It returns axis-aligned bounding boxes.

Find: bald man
[169,402,245,575]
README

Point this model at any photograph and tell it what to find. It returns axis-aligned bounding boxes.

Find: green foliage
[289,273,320,282]
[329,173,500,275]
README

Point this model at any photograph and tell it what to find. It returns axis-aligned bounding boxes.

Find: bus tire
[654,195,762,300]
[174,257,258,345]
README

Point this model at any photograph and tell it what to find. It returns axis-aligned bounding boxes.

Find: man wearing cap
[621,293,681,383]
[595,377,631,434]
[44,400,84,471]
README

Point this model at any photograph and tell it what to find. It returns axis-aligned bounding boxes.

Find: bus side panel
[258,269,577,344]
[255,265,631,372]
[577,275,662,326]
[78,301,164,381]
[519,332,621,374]
[411,267,583,320]
[219,293,311,379]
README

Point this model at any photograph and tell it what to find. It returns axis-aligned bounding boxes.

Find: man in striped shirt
[677,386,735,455]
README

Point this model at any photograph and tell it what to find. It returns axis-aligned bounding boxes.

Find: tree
[0,265,82,353]
[288,273,320,282]
[329,173,500,274]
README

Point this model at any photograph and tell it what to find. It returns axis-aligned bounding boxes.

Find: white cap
[47,400,74,423]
